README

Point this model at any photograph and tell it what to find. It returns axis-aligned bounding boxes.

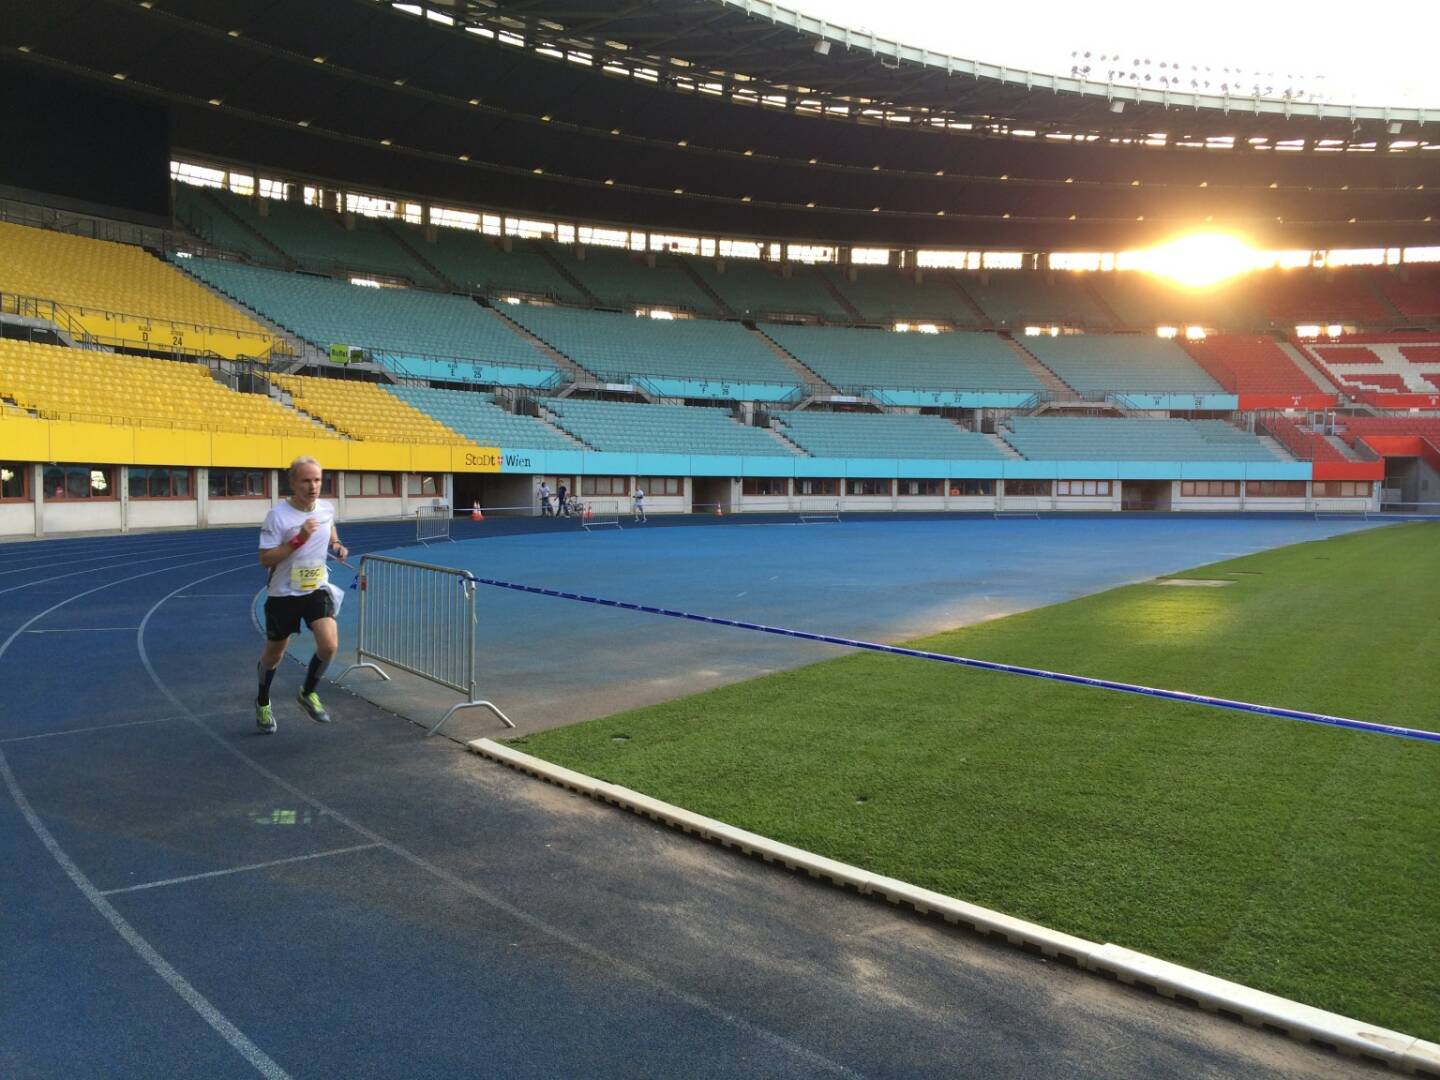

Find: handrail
[362,348,567,392]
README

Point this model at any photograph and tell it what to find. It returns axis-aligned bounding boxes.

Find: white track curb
[472,738,1440,1075]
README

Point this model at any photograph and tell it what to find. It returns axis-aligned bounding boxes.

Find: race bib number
[290,564,328,592]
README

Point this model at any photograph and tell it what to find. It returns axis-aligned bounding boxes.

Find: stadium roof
[8,0,1440,250]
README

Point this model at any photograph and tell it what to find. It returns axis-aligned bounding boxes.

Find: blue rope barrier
[468,575,1440,745]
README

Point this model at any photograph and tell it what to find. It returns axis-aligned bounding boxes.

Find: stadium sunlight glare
[1134,232,1258,289]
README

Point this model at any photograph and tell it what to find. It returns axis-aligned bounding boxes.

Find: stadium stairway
[194,189,296,268]
[810,265,864,322]
[528,241,601,306]
[675,258,737,318]
[379,220,461,293]
[1003,334,1078,398]
[476,301,593,384]
[169,255,326,372]
[1362,275,1410,325]
[1079,277,1128,329]
[942,275,995,328]
[747,325,839,396]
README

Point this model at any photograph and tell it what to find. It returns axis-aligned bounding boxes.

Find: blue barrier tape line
[468,575,1440,745]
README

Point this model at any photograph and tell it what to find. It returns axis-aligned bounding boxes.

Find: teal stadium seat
[543,244,718,314]
[1021,335,1224,395]
[962,271,1114,329]
[761,324,1043,394]
[385,386,577,450]
[201,190,442,286]
[502,305,799,391]
[177,258,556,381]
[817,265,977,326]
[687,259,850,321]
[541,398,797,456]
[770,412,1008,459]
[408,230,586,304]
[1001,417,1282,461]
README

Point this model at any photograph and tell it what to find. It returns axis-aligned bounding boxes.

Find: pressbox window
[281,472,336,498]
[43,464,115,500]
[949,479,996,496]
[741,477,789,496]
[129,467,193,499]
[638,477,684,496]
[795,478,839,496]
[343,472,397,497]
[1246,480,1307,497]
[898,479,944,496]
[581,476,628,496]
[1313,480,1371,498]
[1003,479,1052,497]
[845,478,892,496]
[209,468,268,499]
[1056,480,1113,496]
[1,463,28,501]
[1180,480,1240,497]
[407,473,441,497]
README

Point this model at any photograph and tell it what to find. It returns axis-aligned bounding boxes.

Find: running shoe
[256,702,276,733]
[297,689,332,724]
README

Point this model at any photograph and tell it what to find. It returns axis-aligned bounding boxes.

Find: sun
[1140,232,1258,289]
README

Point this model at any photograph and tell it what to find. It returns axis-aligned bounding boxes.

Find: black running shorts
[263,590,336,641]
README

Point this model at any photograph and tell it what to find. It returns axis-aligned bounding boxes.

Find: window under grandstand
[128,467,192,500]
[344,472,398,497]
[43,465,113,500]
[210,468,268,499]
[1,464,28,501]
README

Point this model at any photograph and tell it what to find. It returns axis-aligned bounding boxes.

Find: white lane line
[138,563,862,1080]
[25,626,142,634]
[1,716,185,743]
[100,843,384,896]
[0,710,251,745]
[0,747,293,1080]
[0,547,255,596]
[0,553,291,1080]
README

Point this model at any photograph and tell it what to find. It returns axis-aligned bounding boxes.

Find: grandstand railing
[0,196,178,252]
[0,290,275,363]
[0,293,96,346]
[365,348,568,392]
[20,404,333,438]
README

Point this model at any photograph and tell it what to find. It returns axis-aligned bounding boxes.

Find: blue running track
[0,516,1391,1078]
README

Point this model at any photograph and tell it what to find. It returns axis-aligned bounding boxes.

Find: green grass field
[512,522,1440,1040]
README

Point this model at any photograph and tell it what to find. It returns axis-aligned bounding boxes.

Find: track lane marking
[100,843,384,896]
[140,560,862,1079]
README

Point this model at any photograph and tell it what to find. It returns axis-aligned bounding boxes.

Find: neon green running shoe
[256,702,276,733]
[297,689,332,724]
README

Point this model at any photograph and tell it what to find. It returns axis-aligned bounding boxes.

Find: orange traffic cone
[715,506,724,516]
[584,507,594,521]
[471,507,484,522]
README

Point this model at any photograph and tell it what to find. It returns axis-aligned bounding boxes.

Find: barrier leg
[428,698,515,736]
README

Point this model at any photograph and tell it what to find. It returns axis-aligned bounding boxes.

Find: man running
[255,456,348,732]
[631,484,647,523]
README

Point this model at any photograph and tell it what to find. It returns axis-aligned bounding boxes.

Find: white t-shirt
[632,489,645,504]
[260,499,336,599]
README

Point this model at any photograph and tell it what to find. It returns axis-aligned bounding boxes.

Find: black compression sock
[257,661,278,706]
[303,655,330,695]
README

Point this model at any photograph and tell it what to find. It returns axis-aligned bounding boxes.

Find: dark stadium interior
[3,0,1436,248]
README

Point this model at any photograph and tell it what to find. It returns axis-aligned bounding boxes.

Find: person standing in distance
[631,483,647,523]
[255,456,348,732]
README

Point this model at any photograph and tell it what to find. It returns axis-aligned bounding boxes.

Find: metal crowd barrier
[337,554,513,736]
[415,502,453,544]
[794,497,842,524]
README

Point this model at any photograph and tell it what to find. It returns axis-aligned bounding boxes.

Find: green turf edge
[511,523,1440,1040]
